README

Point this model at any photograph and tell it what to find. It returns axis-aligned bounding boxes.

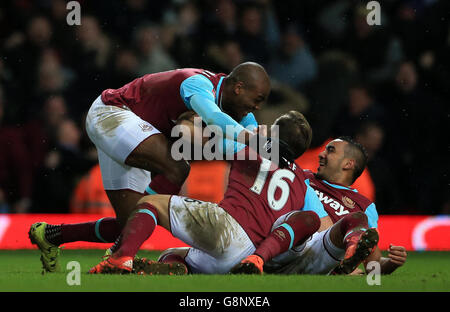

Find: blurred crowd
[0,0,448,215]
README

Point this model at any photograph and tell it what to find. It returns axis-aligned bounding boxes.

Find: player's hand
[387,244,407,266]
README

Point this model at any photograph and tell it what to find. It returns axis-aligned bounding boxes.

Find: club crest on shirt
[342,196,355,209]
[139,123,154,132]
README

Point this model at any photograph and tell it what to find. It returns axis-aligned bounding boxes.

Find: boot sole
[332,228,379,275]
[28,223,60,273]
[133,258,188,275]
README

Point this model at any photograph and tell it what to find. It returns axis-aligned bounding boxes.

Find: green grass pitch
[0,249,449,292]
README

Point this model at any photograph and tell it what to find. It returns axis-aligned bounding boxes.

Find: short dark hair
[274,111,312,159]
[338,136,368,183]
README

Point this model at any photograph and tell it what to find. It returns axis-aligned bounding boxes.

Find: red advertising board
[0,214,449,251]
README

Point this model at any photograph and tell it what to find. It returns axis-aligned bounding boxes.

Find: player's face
[226,81,269,121]
[316,140,347,180]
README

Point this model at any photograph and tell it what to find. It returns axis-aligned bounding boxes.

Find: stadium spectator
[333,81,386,138]
[218,39,245,72]
[22,95,68,175]
[378,61,445,213]
[133,23,178,76]
[109,49,140,88]
[70,15,113,116]
[74,16,112,70]
[236,2,272,66]
[354,121,401,214]
[267,23,318,91]
[342,3,404,84]
[31,118,96,213]
[90,0,171,45]
[2,15,54,122]
[0,91,33,213]
[315,0,352,46]
[416,1,450,102]
[47,0,78,59]
[204,0,239,43]
[32,48,74,115]
[391,1,425,62]
[165,0,203,68]
[302,51,358,147]
[206,38,245,74]
[209,0,239,38]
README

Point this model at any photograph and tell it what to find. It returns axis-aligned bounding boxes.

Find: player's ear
[343,158,355,170]
[234,81,244,95]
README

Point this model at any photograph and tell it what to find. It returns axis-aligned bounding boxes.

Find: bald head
[228,62,270,89]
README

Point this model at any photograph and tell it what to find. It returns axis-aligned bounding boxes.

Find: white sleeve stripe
[202,70,215,78]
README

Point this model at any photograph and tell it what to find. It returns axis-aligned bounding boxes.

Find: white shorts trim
[169,196,256,274]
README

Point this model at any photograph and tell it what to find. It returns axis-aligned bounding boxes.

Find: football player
[236,137,407,275]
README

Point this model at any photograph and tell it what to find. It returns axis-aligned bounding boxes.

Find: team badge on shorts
[342,196,355,209]
[139,123,154,132]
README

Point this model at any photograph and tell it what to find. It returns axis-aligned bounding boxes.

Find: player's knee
[288,211,320,233]
[137,195,162,212]
[339,211,368,235]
